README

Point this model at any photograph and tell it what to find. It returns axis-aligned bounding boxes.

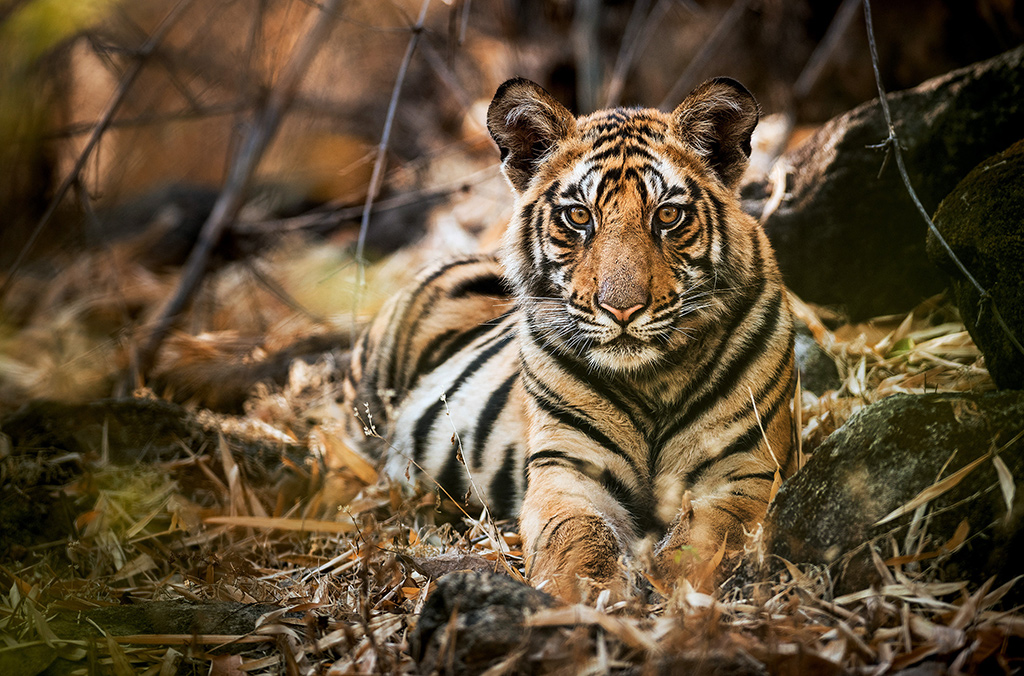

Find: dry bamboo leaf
[875,452,989,526]
[888,642,940,672]
[980,575,1022,609]
[833,582,966,606]
[768,467,783,505]
[887,519,970,565]
[209,654,245,676]
[105,635,136,676]
[158,647,183,676]
[113,553,157,581]
[26,601,59,647]
[941,519,971,554]
[112,635,273,645]
[991,455,1016,523]
[909,615,966,653]
[313,426,379,485]
[527,605,659,653]
[949,577,995,631]
[203,515,356,533]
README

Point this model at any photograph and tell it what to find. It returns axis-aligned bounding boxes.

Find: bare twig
[137,0,343,375]
[236,163,499,236]
[604,0,677,108]
[658,0,752,110]
[862,0,1024,359]
[572,0,603,114]
[42,101,248,140]
[0,0,195,303]
[353,0,432,290]
[794,0,861,100]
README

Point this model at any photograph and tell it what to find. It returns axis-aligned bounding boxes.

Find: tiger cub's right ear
[487,78,577,193]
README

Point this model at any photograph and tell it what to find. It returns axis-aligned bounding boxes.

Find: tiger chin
[342,77,796,604]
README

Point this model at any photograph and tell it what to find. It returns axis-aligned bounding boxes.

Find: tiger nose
[598,301,646,325]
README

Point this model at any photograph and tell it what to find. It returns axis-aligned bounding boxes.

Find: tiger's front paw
[652,505,735,593]
[528,514,630,604]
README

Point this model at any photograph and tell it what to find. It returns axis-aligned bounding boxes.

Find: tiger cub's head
[487,77,764,373]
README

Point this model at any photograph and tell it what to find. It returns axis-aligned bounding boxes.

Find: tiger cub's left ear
[671,77,760,190]
[487,78,577,193]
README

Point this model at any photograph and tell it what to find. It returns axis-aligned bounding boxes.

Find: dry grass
[1,221,1019,674]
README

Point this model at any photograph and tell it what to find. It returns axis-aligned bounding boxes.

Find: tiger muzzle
[596,269,650,326]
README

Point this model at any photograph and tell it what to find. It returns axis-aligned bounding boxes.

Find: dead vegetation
[2,0,1022,673]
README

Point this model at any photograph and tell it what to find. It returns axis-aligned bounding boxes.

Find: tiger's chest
[378,312,748,528]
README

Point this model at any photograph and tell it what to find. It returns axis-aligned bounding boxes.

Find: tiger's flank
[342,77,796,603]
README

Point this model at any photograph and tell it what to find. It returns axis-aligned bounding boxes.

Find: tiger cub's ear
[487,78,577,193]
[671,77,760,190]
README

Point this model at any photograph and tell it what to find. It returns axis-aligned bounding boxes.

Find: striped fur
[342,78,795,602]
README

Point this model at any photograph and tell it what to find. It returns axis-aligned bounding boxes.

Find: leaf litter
[0,218,1020,674]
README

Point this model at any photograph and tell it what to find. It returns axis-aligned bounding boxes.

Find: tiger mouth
[604,334,645,348]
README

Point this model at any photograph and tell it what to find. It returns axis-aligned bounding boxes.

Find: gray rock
[412,571,558,674]
[927,140,1024,390]
[761,392,1024,601]
[761,45,1024,320]
[794,320,841,396]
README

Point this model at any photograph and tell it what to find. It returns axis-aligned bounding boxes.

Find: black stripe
[599,469,659,536]
[683,375,792,487]
[412,327,516,462]
[414,320,498,379]
[488,443,520,519]
[447,272,513,299]
[388,258,482,394]
[471,371,520,466]
[711,503,744,524]
[727,470,775,483]
[656,282,780,449]
[524,383,642,482]
[527,449,589,474]
[525,321,651,436]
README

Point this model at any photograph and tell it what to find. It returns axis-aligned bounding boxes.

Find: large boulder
[761,392,1024,601]
[760,45,1024,320]
[927,140,1024,390]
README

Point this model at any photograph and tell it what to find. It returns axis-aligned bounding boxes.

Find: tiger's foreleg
[653,466,778,590]
[519,462,637,603]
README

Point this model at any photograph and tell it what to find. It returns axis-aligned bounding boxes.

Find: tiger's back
[343,77,795,602]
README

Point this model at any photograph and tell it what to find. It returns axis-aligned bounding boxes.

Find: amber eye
[564,206,592,228]
[656,205,682,228]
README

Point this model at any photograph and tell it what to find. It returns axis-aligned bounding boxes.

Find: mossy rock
[762,392,1024,602]
[927,139,1024,389]
[761,45,1024,320]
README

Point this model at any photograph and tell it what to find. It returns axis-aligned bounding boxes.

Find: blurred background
[1,0,1022,411]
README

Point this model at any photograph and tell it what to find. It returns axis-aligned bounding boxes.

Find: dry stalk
[0,0,196,304]
[137,0,344,377]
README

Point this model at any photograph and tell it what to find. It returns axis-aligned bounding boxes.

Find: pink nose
[599,302,645,324]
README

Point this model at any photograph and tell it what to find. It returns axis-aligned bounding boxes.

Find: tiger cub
[343,77,795,602]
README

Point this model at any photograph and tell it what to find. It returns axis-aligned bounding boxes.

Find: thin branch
[238,163,499,236]
[572,0,603,114]
[862,0,1024,359]
[658,0,752,110]
[793,0,861,100]
[136,0,344,376]
[0,0,195,303]
[604,0,675,108]
[353,0,432,289]
[41,102,248,140]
